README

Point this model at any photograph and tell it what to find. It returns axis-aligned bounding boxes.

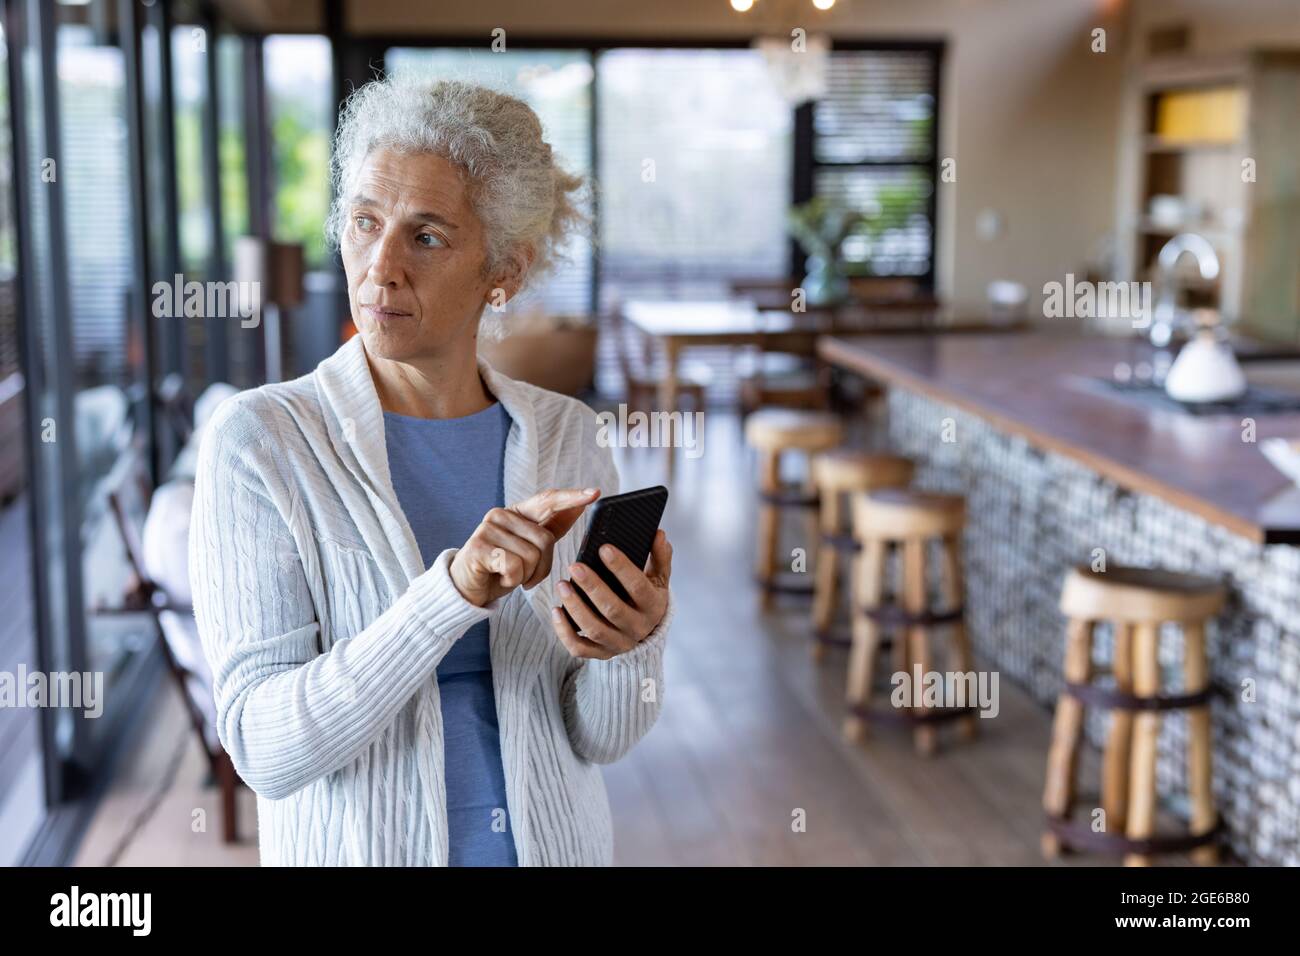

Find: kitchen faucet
[1147,232,1221,348]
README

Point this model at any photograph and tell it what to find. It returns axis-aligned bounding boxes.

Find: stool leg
[1183,623,1218,865]
[940,535,977,741]
[902,539,937,756]
[218,752,239,844]
[756,450,780,610]
[887,543,908,678]
[801,463,819,577]
[811,486,842,655]
[843,537,885,742]
[1042,619,1094,859]
[1103,623,1135,837]
[1125,623,1161,867]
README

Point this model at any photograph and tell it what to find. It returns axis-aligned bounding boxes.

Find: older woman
[190,77,673,866]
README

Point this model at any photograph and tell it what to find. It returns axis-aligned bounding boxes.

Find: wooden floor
[76,410,1139,867]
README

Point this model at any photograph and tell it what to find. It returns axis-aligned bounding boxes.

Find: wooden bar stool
[1042,565,1225,866]
[843,489,976,755]
[810,450,915,658]
[744,408,843,609]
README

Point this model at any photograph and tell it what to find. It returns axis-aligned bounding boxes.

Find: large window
[376,45,939,301]
[170,19,224,391]
[265,35,331,270]
[217,34,247,266]
[597,48,793,305]
[171,23,212,278]
[811,49,937,280]
[370,42,939,400]
[57,16,139,395]
[217,33,256,387]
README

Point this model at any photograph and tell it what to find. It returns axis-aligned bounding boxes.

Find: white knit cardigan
[189,336,671,866]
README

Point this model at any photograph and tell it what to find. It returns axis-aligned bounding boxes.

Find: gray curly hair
[326,76,586,292]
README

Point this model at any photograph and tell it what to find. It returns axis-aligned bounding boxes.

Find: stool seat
[855,488,965,539]
[812,450,914,494]
[1060,565,1225,624]
[744,408,842,453]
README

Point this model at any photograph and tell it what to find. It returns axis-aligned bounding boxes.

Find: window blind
[812,50,938,280]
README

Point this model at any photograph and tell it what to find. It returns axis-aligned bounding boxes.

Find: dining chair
[103,470,246,844]
[611,307,710,412]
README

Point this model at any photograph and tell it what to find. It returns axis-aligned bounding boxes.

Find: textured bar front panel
[887,387,1300,866]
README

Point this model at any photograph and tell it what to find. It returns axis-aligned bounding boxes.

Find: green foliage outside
[271,108,329,267]
[220,127,247,259]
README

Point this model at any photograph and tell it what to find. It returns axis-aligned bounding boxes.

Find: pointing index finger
[511,487,600,526]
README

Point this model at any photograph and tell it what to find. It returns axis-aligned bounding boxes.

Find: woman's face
[340,148,506,363]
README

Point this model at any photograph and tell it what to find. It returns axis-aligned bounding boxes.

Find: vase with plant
[788,175,929,304]
[787,197,867,306]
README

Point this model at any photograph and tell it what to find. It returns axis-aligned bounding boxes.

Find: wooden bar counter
[820,330,1300,866]
[820,332,1300,544]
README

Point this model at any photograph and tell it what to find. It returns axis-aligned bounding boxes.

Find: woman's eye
[417,232,445,249]
[354,216,377,233]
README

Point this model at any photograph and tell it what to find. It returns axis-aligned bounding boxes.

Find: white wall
[1132,0,1300,53]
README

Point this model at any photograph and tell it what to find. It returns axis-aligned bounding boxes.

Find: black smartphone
[562,485,669,628]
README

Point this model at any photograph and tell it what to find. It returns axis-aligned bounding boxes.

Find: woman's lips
[361,305,413,319]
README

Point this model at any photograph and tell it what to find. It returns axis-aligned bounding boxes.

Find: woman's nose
[368,230,406,288]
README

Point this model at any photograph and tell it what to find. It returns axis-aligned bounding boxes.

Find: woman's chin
[358,326,416,362]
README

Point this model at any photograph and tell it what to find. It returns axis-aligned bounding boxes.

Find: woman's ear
[486,246,537,307]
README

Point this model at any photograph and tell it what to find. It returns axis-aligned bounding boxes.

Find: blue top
[383,401,518,867]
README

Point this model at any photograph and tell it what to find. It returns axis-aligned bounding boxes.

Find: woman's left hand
[550,530,672,660]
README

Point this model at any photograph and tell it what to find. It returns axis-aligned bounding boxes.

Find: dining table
[620,296,1020,470]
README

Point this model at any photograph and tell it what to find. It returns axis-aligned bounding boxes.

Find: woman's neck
[366,345,494,420]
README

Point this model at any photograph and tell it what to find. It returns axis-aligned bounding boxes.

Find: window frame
[795,40,944,290]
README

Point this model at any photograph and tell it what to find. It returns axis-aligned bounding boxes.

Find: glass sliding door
[0,9,44,866]
[53,0,155,756]
[12,0,89,810]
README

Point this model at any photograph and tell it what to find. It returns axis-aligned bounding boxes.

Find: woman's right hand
[449,487,600,607]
